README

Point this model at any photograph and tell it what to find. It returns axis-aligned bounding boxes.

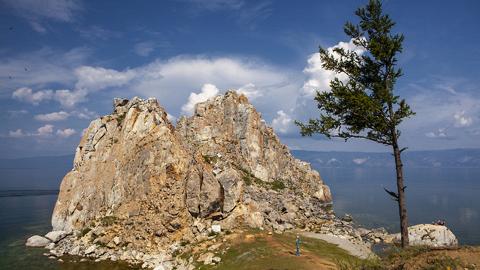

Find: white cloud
[181,83,219,115]
[12,87,53,105]
[72,108,98,119]
[302,39,364,97]
[425,128,448,139]
[74,66,136,91]
[353,158,368,165]
[238,83,262,100]
[37,124,54,136]
[56,128,76,138]
[3,0,82,32]
[34,111,70,121]
[11,87,88,108]
[53,89,87,108]
[454,111,473,127]
[271,110,293,134]
[8,129,27,138]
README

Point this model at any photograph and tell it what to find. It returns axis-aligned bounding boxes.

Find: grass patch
[203,155,218,165]
[270,179,286,191]
[196,230,373,270]
[234,164,287,191]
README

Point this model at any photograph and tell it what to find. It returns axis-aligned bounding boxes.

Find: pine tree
[296,0,414,247]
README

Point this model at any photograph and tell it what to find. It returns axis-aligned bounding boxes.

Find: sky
[0,0,479,158]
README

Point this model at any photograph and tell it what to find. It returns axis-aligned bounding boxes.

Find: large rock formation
[48,91,332,267]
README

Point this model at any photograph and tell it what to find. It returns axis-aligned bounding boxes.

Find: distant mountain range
[292,149,480,168]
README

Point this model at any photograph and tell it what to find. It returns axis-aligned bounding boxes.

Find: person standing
[295,235,301,256]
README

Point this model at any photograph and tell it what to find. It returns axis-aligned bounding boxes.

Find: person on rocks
[295,235,301,256]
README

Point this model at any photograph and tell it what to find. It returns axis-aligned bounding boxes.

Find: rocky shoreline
[26,213,459,269]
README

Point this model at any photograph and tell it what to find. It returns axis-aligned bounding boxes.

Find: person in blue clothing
[295,235,301,256]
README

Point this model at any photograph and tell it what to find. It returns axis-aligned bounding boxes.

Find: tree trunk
[392,141,409,247]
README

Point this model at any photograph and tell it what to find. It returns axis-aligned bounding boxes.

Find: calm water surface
[0,167,478,269]
[319,167,480,245]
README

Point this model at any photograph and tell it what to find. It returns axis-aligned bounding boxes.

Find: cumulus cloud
[3,0,82,32]
[56,128,76,137]
[74,66,136,90]
[181,83,219,115]
[9,54,298,116]
[34,111,70,121]
[37,124,54,136]
[238,83,262,100]
[271,110,294,134]
[6,125,77,139]
[12,87,53,105]
[302,39,365,97]
[454,111,473,127]
[8,129,27,138]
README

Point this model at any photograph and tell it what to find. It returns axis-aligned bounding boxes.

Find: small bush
[78,227,91,238]
[100,216,118,226]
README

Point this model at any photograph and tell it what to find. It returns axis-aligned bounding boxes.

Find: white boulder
[45,231,69,243]
[26,235,51,247]
[392,224,458,248]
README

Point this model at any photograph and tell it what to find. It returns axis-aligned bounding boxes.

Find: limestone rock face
[51,91,332,262]
[176,92,331,203]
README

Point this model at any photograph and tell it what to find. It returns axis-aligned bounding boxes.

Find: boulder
[45,231,69,243]
[211,224,221,234]
[392,224,458,247]
[26,235,51,247]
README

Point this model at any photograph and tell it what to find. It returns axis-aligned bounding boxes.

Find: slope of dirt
[194,230,366,270]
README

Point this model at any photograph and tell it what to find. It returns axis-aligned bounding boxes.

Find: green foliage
[100,216,118,226]
[202,155,218,165]
[271,179,286,191]
[235,164,286,191]
[296,0,414,146]
[77,227,91,238]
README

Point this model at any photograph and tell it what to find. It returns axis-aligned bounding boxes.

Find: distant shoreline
[0,189,59,198]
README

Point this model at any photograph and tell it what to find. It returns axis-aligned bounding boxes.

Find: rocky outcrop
[45,91,331,268]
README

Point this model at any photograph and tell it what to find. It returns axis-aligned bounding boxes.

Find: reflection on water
[319,167,480,245]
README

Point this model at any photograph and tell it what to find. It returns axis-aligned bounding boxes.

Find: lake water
[0,167,478,269]
[319,167,480,245]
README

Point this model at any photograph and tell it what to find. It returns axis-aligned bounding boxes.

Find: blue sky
[0,0,479,158]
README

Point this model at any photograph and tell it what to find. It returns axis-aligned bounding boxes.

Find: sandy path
[301,232,374,259]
